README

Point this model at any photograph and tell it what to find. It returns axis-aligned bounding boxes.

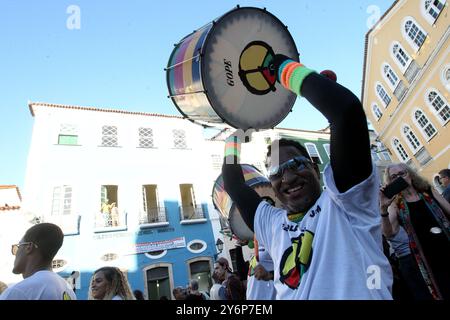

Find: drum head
[229,207,254,241]
[202,7,298,129]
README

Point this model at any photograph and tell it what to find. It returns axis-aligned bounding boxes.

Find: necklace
[287,212,305,223]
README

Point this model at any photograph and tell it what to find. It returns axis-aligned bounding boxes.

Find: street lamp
[215,238,224,254]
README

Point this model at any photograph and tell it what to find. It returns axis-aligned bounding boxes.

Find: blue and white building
[22,102,224,300]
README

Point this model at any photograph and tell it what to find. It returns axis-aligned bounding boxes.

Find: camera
[382,177,409,199]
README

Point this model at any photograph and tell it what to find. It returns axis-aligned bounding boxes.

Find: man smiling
[222,54,393,299]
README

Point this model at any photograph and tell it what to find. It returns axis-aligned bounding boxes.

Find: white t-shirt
[0,270,77,300]
[255,163,393,300]
[209,284,224,300]
[246,244,276,300]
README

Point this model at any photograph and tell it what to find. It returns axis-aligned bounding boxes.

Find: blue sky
[0,0,394,189]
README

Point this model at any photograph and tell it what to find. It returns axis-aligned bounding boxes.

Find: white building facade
[22,102,224,299]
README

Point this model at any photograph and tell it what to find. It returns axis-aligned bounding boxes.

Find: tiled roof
[28,101,184,119]
[0,185,22,211]
[361,0,400,104]
[0,205,21,211]
[276,127,331,135]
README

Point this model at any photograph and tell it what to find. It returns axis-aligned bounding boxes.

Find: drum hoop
[165,22,215,123]
[211,163,270,209]
[200,6,299,129]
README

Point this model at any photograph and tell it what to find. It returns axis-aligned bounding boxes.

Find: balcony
[180,205,206,225]
[393,80,407,102]
[139,207,169,228]
[93,209,127,233]
[404,60,420,83]
[415,147,433,167]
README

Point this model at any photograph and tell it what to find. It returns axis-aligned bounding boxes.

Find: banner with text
[130,237,186,254]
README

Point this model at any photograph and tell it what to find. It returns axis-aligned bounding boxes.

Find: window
[138,127,154,148]
[98,185,119,228]
[323,144,330,159]
[253,162,264,172]
[427,90,450,124]
[403,18,427,51]
[189,260,212,293]
[433,175,444,192]
[371,151,381,163]
[376,83,391,107]
[304,143,322,164]
[415,147,433,166]
[101,253,119,262]
[146,266,171,300]
[187,240,207,253]
[382,63,399,90]
[441,65,450,90]
[58,124,78,145]
[52,259,68,272]
[51,186,72,216]
[101,125,118,147]
[142,184,165,224]
[402,125,422,154]
[392,138,409,162]
[145,250,167,259]
[413,109,437,140]
[179,184,204,220]
[173,129,187,149]
[391,41,411,72]
[422,0,445,24]
[372,103,383,121]
[381,151,392,162]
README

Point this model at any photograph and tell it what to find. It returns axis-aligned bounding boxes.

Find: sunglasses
[11,242,38,256]
[268,156,311,180]
[389,170,407,181]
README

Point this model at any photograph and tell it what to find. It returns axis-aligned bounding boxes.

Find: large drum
[166,6,298,130]
[212,164,281,241]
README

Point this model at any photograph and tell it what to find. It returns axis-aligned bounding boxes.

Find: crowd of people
[220,53,449,300]
[1,52,448,301]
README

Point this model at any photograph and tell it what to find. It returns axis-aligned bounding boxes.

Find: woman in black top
[380,163,450,299]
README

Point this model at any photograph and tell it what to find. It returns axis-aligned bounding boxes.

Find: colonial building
[362,0,449,187]
[22,102,224,300]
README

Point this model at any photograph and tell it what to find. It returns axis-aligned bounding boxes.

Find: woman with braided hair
[88,267,135,300]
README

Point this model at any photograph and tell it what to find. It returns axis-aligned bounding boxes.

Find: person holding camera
[380,163,450,300]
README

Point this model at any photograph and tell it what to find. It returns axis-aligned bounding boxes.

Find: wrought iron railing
[139,207,167,224]
[180,205,204,220]
[94,209,126,228]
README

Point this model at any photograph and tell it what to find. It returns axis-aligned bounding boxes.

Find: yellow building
[362,0,449,190]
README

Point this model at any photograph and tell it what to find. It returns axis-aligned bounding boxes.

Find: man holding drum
[222,55,393,299]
